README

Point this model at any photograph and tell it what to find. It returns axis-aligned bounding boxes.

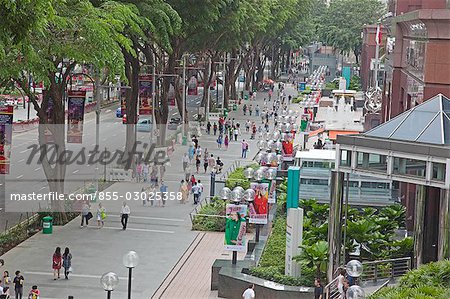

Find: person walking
[203,155,209,173]
[217,134,223,149]
[197,180,204,202]
[191,182,200,204]
[195,156,201,173]
[206,121,211,134]
[208,154,216,173]
[213,122,218,135]
[234,127,239,141]
[142,162,150,182]
[224,135,229,150]
[62,247,72,280]
[96,203,106,228]
[2,271,10,289]
[245,120,250,132]
[120,202,130,230]
[13,271,23,299]
[243,104,247,115]
[179,180,189,204]
[249,104,253,116]
[255,105,260,116]
[80,202,91,228]
[52,247,62,280]
[160,181,168,207]
[314,278,323,299]
[0,285,10,299]
[182,153,190,172]
[241,140,249,158]
[27,285,40,299]
[242,284,255,299]
[135,161,142,183]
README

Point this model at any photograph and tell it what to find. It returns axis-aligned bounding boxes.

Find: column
[438,189,450,260]
[414,185,426,267]
[327,171,344,283]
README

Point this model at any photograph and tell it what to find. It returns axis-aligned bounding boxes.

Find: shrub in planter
[192,199,227,231]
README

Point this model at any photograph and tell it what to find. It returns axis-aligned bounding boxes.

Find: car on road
[137,118,152,132]
[116,107,122,117]
[122,114,139,124]
[168,117,181,130]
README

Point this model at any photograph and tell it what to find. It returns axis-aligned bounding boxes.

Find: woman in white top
[336,268,346,299]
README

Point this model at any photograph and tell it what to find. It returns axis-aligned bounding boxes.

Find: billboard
[0,105,13,174]
[67,90,86,143]
[249,182,269,224]
[187,76,198,96]
[224,204,247,252]
[138,75,152,115]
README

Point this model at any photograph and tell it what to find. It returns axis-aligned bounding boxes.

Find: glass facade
[340,150,351,167]
[356,152,388,172]
[393,157,426,177]
[432,162,446,181]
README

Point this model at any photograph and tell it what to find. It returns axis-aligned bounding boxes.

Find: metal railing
[221,160,241,180]
[324,257,411,299]
[370,278,391,296]
[362,257,411,282]
[324,276,340,299]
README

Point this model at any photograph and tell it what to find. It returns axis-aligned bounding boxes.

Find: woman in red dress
[52,247,62,280]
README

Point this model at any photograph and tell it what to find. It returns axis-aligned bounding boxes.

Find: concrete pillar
[438,189,450,260]
[414,185,426,267]
[327,171,344,282]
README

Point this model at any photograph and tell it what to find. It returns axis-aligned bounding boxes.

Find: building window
[356,152,387,172]
[432,163,446,182]
[340,150,351,167]
[393,157,426,178]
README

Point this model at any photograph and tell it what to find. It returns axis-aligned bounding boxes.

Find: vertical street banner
[168,83,176,106]
[268,179,277,204]
[249,182,269,224]
[187,76,198,96]
[0,106,13,174]
[120,87,127,118]
[138,75,152,115]
[44,92,55,143]
[224,204,247,252]
[67,90,86,143]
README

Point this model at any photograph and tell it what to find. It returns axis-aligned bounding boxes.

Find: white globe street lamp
[123,251,139,299]
[100,272,119,299]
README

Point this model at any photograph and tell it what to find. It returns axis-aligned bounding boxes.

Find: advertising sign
[0,106,13,174]
[168,83,176,106]
[138,75,152,115]
[224,204,247,252]
[67,90,86,143]
[298,82,306,91]
[249,182,269,224]
[187,76,198,96]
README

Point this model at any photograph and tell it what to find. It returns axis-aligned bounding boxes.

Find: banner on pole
[0,105,13,174]
[67,90,86,143]
[224,204,247,252]
[138,75,152,115]
[249,182,269,224]
[187,76,198,96]
[168,83,176,106]
[120,87,127,123]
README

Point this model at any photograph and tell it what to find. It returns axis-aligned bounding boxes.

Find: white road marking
[18,159,25,163]
[101,226,175,234]
[34,167,41,171]
[108,215,184,222]
[72,169,79,174]
[24,271,131,281]
[19,148,32,153]
[40,186,47,190]
[16,175,23,179]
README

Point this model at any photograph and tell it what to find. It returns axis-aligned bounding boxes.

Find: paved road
[0,85,269,298]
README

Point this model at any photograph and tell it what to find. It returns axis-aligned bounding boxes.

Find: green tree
[319,0,385,62]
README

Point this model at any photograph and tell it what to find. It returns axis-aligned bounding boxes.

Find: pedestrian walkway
[152,232,246,299]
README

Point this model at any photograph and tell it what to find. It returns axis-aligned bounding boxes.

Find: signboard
[120,87,127,123]
[0,106,13,174]
[67,90,86,143]
[249,182,269,224]
[168,83,176,106]
[285,208,304,277]
[187,76,198,96]
[138,75,152,115]
[298,82,306,91]
[224,204,247,252]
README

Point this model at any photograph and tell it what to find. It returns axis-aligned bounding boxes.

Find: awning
[328,130,360,140]
[308,128,324,137]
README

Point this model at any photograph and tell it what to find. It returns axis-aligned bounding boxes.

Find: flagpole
[374,23,381,90]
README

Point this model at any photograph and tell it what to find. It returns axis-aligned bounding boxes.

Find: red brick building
[360,25,387,92]
[381,0,450,122]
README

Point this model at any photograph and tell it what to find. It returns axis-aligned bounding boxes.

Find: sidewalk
[0,89,265,298]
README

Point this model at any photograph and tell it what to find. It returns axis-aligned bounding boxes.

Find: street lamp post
[100,272,119,299]
[182,55,187,137]
[123,251,139,299]
[346,260,365,299]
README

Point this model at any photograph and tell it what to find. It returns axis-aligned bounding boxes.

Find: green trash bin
[223,109,228,117]
[42,216,53,234]
[233,104,237,111]
[182,136,187,145]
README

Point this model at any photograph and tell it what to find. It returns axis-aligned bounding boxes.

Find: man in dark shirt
[314,278,323,299]
[13,270,24,299]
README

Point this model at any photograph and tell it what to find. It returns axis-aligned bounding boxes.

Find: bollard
[68,296,74,299]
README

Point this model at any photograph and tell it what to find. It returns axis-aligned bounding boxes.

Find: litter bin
[42,216,53,234]
[182,136,187,145]
[223,109,228,117]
